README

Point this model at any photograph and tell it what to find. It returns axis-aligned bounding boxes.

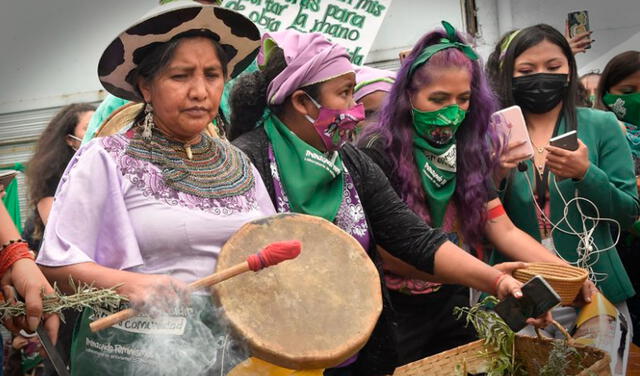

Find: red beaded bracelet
[0,241,35,277]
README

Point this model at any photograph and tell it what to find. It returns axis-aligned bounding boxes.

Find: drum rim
[213,213,382,369]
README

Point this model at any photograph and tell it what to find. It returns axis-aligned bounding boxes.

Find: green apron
[70,295,238,375]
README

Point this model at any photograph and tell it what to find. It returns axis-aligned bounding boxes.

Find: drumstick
[89,240,302,333]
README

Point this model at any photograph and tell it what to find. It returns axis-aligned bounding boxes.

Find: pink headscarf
[257,30,354,105]
[353,66,396,102]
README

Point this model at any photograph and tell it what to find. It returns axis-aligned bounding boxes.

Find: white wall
[0,0,156,114]
[0,0,464,115]
[474,0,500,62]
[475,0,640,74]
[366,0,464,64]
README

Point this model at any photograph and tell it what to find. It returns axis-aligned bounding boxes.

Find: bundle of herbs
[0,278,126,323]
[453,296,600,376]
[453,296,524,376]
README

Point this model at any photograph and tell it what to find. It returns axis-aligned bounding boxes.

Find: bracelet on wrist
[493,272,509,295]
[0,241,35,276]
[1,238,27,251]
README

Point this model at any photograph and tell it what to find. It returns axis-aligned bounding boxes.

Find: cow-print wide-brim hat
[98,1,260,102]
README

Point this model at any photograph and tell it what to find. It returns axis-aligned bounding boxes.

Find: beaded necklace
[125,128,254,199]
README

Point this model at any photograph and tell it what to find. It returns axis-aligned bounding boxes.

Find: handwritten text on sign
[223,0,392,65]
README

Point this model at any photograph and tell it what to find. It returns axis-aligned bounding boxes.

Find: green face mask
[411,104,467,145]
[603,92,640,126]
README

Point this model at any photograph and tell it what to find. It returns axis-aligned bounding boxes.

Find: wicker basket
[394,322,611,376]
[513,263,588,305]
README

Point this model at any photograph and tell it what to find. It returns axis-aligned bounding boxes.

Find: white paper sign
[222,0,393,65]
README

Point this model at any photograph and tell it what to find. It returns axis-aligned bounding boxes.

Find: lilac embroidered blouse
[37,134,276,284]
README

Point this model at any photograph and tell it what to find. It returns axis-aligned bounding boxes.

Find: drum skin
[213,213,382,370]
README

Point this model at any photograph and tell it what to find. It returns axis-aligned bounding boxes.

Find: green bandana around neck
[603,92,640,126]
[413,133,457,228]
[412,104,467,145]
[263,114,344,221]
[408,20,478,77]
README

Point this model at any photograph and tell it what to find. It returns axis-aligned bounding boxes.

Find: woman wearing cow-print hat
[36,2,275,374]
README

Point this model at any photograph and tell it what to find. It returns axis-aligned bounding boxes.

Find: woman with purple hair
[357,21,593,365]
[228,29,546,375]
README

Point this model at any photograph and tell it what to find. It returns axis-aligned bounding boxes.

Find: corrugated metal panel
[14,171,30,227]
[0,108,46,227]
[0,107,66,144]
[369,59,401,71]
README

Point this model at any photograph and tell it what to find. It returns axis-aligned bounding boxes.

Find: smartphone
[494,275,561,332]
[568,10,591,49]
[549,130,578,151]
[0,170,17,188]
[491,105,534,161]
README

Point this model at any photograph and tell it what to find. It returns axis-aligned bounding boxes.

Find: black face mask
[512,73,569,114]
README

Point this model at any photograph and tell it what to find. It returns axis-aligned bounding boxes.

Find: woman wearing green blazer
[487,24,639,375]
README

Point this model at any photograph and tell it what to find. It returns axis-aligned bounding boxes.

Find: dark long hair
[486,29,520,94]
[358,28,501,245]
[596,50,640,112]
[27,103,96,236]
[487,24,579,131]
[228,47,320,141]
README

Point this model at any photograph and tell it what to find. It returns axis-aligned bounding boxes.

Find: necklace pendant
[536,147,545,154]
[184,144,193,160]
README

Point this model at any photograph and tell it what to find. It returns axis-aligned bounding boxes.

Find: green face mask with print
[603,92,640,126]
[411,104,467,146]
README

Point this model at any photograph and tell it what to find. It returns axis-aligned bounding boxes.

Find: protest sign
[222,0,392,65]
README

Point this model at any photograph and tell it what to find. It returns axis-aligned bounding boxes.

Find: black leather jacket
[233,128,448,375]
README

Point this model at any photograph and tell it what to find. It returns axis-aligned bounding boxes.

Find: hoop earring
[142,103,154,141]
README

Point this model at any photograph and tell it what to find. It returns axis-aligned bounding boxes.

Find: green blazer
[497,108,640,304]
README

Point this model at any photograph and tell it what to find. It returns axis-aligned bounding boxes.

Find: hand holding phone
[399,49,411,63]
[546,132,590,181]
[494,275,561,332]
[549,130,578,151]
[491,105,534,161]
[567,10,592,53]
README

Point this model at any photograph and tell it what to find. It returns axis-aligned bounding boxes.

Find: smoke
[123,294,249,376]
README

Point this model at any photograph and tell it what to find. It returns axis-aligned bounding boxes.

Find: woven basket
[394,322,611,376]
[513,263,588,305]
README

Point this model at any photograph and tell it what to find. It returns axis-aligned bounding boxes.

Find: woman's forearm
[40,262,141,294]
[37,197,54,226]
[0,203,21,244]
[41,263,190,310]
[432,241,503,294]
[377,246,443,282]
[486,216,564,264]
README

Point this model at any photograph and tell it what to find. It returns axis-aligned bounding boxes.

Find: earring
[215,114,226,139]
[142,103,154,141]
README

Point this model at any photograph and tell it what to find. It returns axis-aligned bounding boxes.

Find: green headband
[408,20,478,77]
[499,29,521,59]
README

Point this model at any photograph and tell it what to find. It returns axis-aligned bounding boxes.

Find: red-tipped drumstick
[89,240,301,333]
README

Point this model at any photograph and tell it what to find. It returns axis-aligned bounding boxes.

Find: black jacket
[234,128,448,374]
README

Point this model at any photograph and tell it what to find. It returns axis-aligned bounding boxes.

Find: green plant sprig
[0,278,127,323]
[453,296,525,376]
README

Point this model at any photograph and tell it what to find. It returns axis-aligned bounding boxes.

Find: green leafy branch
[453,296,525,376]
[0,278,127,323]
